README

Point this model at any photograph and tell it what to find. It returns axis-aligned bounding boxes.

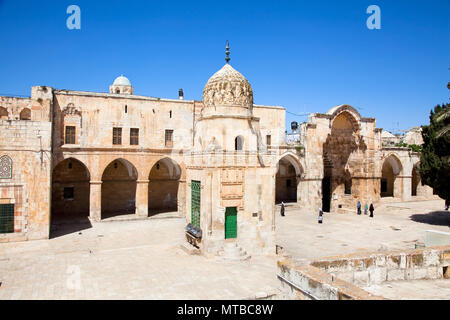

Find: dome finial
[225,40,230,64]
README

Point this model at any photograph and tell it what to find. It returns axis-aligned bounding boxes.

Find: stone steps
[179,242,201,255]
[218,241,251,261]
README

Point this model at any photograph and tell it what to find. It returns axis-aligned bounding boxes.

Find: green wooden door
[191,180,201,229]
[0,204,14,233]
[225,207,237,239]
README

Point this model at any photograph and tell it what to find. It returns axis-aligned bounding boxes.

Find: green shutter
[225,207,237,239]
[0,204,14,233]
[191,180,201,229]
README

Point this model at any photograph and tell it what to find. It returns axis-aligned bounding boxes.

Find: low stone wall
[277,259,384,300]
[277,245,450,299]
[310,245,450,286]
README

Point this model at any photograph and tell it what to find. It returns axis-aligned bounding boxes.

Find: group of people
[279,200,375,224]
[357,201,374,217]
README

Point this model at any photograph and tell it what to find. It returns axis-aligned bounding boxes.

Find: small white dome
[113,75,131,86]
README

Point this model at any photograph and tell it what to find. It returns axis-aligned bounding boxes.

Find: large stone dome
[202,64,253,110]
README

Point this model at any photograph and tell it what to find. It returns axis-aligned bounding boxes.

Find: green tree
[419,103,450,204]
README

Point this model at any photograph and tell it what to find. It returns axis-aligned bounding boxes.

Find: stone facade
[0,59,437,253]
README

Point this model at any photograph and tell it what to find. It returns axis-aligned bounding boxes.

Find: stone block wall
[0,119,52,242]
[310,245,450,286]
[277,259,384,300]
[277,245,450,299]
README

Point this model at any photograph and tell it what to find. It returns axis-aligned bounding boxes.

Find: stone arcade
[0,46,435,257]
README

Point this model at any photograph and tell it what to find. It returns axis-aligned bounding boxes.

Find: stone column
[177,180,186,218]
[89,181,102,222]
[136,180,149,217]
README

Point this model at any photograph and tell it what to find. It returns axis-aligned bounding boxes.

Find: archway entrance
[101,159,137,219]
[322,111,364,212]
[51,158,90,226]
[275,155,301,204]
[381,155,402,198]
[148,157,181,216]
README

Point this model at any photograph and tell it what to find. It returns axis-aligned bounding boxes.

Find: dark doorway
[322,177,331,212]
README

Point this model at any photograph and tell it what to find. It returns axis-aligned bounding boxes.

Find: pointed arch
[0,106,8,120]
[51,158,90,224]
[275,153,303,204]
[19,108,31,120]
[101,158,138,219]
[381,154,403,198]
[148,157,182,215]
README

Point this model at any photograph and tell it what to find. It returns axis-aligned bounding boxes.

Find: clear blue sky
[0,0,448,132]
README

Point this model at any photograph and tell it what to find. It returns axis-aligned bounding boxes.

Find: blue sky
[0,0,448,132]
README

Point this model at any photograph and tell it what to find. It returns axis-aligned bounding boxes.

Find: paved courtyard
[276,199,450,262]
[0,216,279,300]
[0,199,449,299]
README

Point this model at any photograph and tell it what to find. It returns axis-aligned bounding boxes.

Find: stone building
[0,47,436,255]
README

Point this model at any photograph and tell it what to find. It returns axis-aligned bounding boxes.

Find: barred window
[65,126,76,144]
[130,128,139,145]
[0,204,14,233]
[165,129,173,147]
[113,127,122,145]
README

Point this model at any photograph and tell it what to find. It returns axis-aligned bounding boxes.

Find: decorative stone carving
[0,155,12,179]
[202,64,253,109]
[62,103,81,117]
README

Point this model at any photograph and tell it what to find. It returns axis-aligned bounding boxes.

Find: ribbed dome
[113,75,131,86]
[202,64,253,109]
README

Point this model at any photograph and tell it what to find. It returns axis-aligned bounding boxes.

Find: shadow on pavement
[50,216,92,239]
[409,211,450,228]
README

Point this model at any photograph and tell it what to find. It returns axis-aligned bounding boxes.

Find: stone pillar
[398,176,411,201]
[136,180,149,217]
[89,181,102,222]
[177,180,186,218]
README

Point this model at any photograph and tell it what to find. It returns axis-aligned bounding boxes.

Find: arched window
[19,108,31,120]
[235,136,243,151]
[0,155,13,179]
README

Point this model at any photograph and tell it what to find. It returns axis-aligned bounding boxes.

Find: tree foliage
[419,103,450,202]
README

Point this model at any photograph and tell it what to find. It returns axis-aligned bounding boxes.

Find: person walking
[280,201,285,216]
[357,200,361,215]
[318,208,323,224]
[364,203,368,215]
[369,203,374,218]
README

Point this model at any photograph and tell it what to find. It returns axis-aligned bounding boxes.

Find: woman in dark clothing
[369,203,374,217]
[318,208,323,224]
[280,202,285,216]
